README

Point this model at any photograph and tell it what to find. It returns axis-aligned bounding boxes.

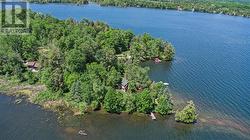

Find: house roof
[122,78,128,86]
[25,61,39,68]
[26,61,36,67]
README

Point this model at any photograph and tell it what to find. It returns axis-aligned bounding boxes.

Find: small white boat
[150,112,156,120]
[163,82,169,86]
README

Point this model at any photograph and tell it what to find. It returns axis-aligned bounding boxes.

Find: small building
[25,61,40,72]
[177,6,183,11]
[121,78,128,92]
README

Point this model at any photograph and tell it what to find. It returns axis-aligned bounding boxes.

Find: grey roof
[122,78,128,86]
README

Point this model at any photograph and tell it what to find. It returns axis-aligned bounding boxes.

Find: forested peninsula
[0,11,197,123]
[28,0,250,18]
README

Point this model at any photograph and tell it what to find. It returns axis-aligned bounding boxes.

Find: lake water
[1,3,250,140]
[0,95,64,140]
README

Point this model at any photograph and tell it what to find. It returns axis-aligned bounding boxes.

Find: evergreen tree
[70,80,83,102]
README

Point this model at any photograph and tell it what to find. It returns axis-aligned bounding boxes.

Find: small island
[0,11,197,123]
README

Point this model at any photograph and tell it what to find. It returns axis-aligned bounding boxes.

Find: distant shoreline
[28,0,250,18]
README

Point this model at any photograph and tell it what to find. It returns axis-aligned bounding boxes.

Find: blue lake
[1,3,250,140]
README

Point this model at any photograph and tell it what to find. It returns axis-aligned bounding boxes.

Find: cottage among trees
[25,61,40,72]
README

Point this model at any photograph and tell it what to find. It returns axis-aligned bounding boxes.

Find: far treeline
[0,11,197,123]
[28,0,89,4]
[28,0,250,18]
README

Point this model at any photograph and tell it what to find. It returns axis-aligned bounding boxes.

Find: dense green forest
[28,0,250,18]
[0,10,197,123]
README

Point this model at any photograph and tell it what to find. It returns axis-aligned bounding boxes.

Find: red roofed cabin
[25,61,40,72]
